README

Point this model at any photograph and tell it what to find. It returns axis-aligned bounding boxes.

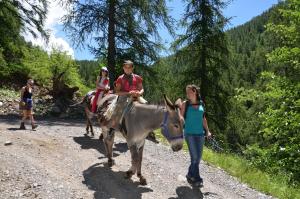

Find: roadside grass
[154,129,300,199]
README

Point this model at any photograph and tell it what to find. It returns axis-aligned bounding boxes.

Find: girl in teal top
[180,84,212,188]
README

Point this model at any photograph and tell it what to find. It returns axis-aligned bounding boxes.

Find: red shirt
[116,74,142,92]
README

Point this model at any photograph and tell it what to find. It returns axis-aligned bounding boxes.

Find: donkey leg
[85,108,90,135]
[103,128,115,167]
[99,133,104,140]
[89,120,94,136]
[97,118,104,140]
[125,145,138,179]
[85,120,89,135]
[136,145,147,185]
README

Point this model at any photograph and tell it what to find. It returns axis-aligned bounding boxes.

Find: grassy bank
[154,130,300,199]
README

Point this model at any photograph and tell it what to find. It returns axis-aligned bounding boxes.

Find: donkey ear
[174,98,183,108]
[163,94,175,111]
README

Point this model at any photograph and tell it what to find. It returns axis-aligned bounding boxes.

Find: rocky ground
[0,114,275,199]
[0,87,84,118]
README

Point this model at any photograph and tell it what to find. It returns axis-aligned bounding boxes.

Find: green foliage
[145,56,185,102]
[0,87,19,101]
[0,0,48,85]
[49,50,89,95]
[0,0,23,62]
[0,0,48,39]
[21,46,89,95]
[76,60,100,88]
[239,0,300,184]
[0,48,6,67]
[222,96,261,152]
[0,62,29,86]
[22,45,51,87]
[226,6,275,88]
[244,70,300,183]
[265,1,300,81]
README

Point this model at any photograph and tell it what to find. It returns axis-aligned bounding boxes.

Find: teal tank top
[184,104,205,135]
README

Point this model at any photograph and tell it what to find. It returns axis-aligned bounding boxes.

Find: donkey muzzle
[172,144,183,152]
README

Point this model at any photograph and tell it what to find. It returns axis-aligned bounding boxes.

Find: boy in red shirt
[115,60,144,99]
[107,60,146,131]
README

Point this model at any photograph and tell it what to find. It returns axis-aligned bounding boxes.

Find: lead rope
[206,136,223,152]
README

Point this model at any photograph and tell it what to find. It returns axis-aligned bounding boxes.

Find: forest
[0,0,299,195]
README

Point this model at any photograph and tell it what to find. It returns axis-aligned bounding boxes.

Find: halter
[161,111,183,141]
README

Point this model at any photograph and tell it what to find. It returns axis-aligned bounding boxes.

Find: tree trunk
[51,74,79,112]
[107,0,117,87]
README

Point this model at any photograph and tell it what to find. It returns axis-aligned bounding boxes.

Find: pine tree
[0,0,48,39]
[173,0,230,130]
[0,0,48,83]
[62,0,174,85]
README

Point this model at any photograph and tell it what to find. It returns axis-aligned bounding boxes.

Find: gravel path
[0,116,275,199]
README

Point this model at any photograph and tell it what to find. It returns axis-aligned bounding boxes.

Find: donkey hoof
[125,171,134,179]
[139,177,147,185]
[99,134,104,140]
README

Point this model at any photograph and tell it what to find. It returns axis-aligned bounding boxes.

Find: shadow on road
[83,162,153,199]
[7,127,22,131]
[0,114,87,128]
[73,135,128,158]
[168,186,204,199]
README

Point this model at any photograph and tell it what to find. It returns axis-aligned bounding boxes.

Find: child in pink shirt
[92,67,110,113]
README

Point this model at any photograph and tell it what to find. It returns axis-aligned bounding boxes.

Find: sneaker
[32,124,38,130]
[193,180,203,188]
[186,175,195,184]
[19,122,26,130]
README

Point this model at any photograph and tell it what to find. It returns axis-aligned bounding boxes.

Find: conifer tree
[174,0,230,130]
[0,0,48,39]
[63,0,174,85]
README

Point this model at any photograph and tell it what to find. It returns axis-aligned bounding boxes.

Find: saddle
[87,90,112,111]
[117,96,147,135]
[97,94,118,125]
[97,95,148,135]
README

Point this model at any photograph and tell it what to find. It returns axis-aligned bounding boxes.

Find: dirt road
[0,116,274,199]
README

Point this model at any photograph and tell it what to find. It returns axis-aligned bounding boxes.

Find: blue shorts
[23,98,33,110]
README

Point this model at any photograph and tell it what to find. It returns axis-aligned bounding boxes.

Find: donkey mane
[134,103,165,111]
